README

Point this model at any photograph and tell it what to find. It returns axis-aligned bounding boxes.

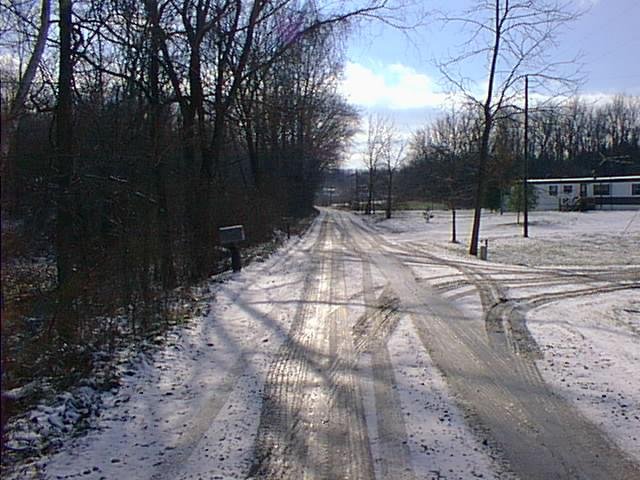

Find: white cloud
[340,62,449,110]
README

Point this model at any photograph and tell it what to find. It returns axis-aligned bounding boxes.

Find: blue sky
[339,0,640,167]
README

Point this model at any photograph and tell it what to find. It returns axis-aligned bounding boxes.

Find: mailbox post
[479,239,488,261]
[219,225,245,272]
[282,216,292,239]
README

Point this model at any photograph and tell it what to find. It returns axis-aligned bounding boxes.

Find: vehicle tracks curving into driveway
[334,209,639,480]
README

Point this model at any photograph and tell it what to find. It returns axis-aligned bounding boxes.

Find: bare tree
[382,128,405,219]
[362,114,391,214]
[0,0,51,211]
[0,1,411,452]
[438,0,583,255]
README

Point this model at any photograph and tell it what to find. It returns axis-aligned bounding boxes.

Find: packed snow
[529,290,640,463]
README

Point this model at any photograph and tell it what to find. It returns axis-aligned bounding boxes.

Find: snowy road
[35,208,639,480]
[249,214,375,479]
[337,210,639,480]
[250,209,638,479]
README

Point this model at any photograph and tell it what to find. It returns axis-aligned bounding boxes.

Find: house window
[632,184,640,195]
[593,184,610,196]
[563,185,573,194]
[548,185,558,196]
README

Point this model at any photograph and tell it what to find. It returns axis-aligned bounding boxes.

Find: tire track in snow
[358,272,414,480]
[343,211,639,480]
[248,216,331,479]
[402,237,640,476]
[148,357,249,480]
[385,233,638,361]
[323,225,375,480]
[250,215,376,479]
[335,212,416,480]
[149,213,330,480]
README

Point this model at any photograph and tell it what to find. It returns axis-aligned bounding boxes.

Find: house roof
[529,175,640,184]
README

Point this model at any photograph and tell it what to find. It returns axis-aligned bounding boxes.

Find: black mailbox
[219,225,245,245]
[219,225,244,272]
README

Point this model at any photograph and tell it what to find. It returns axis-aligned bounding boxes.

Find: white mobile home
[529,175,640,211]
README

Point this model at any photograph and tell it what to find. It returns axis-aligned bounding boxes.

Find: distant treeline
[396,95,640,209]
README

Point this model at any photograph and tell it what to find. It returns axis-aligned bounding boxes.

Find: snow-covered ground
[4,220,323,479]
[374,208,640,266]
[529,290,640,462]
[4,208,639,479]
[367,208,640,464]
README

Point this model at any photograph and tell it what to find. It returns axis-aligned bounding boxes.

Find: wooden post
[451,208,457,243]
[230,245,241,272]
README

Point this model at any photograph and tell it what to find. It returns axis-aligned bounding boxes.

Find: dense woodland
[1,0,383,441]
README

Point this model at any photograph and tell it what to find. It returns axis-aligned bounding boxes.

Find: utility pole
[523,75,529,238]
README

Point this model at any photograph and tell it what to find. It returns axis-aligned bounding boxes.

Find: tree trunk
[469,125,491,255]
[146,0,176,289]
[386,168,392,219]
[469,0,502,256]
[354,170,360,211]
[366,175,373,215]
[55,0,74,286]
[1,0,50,213]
